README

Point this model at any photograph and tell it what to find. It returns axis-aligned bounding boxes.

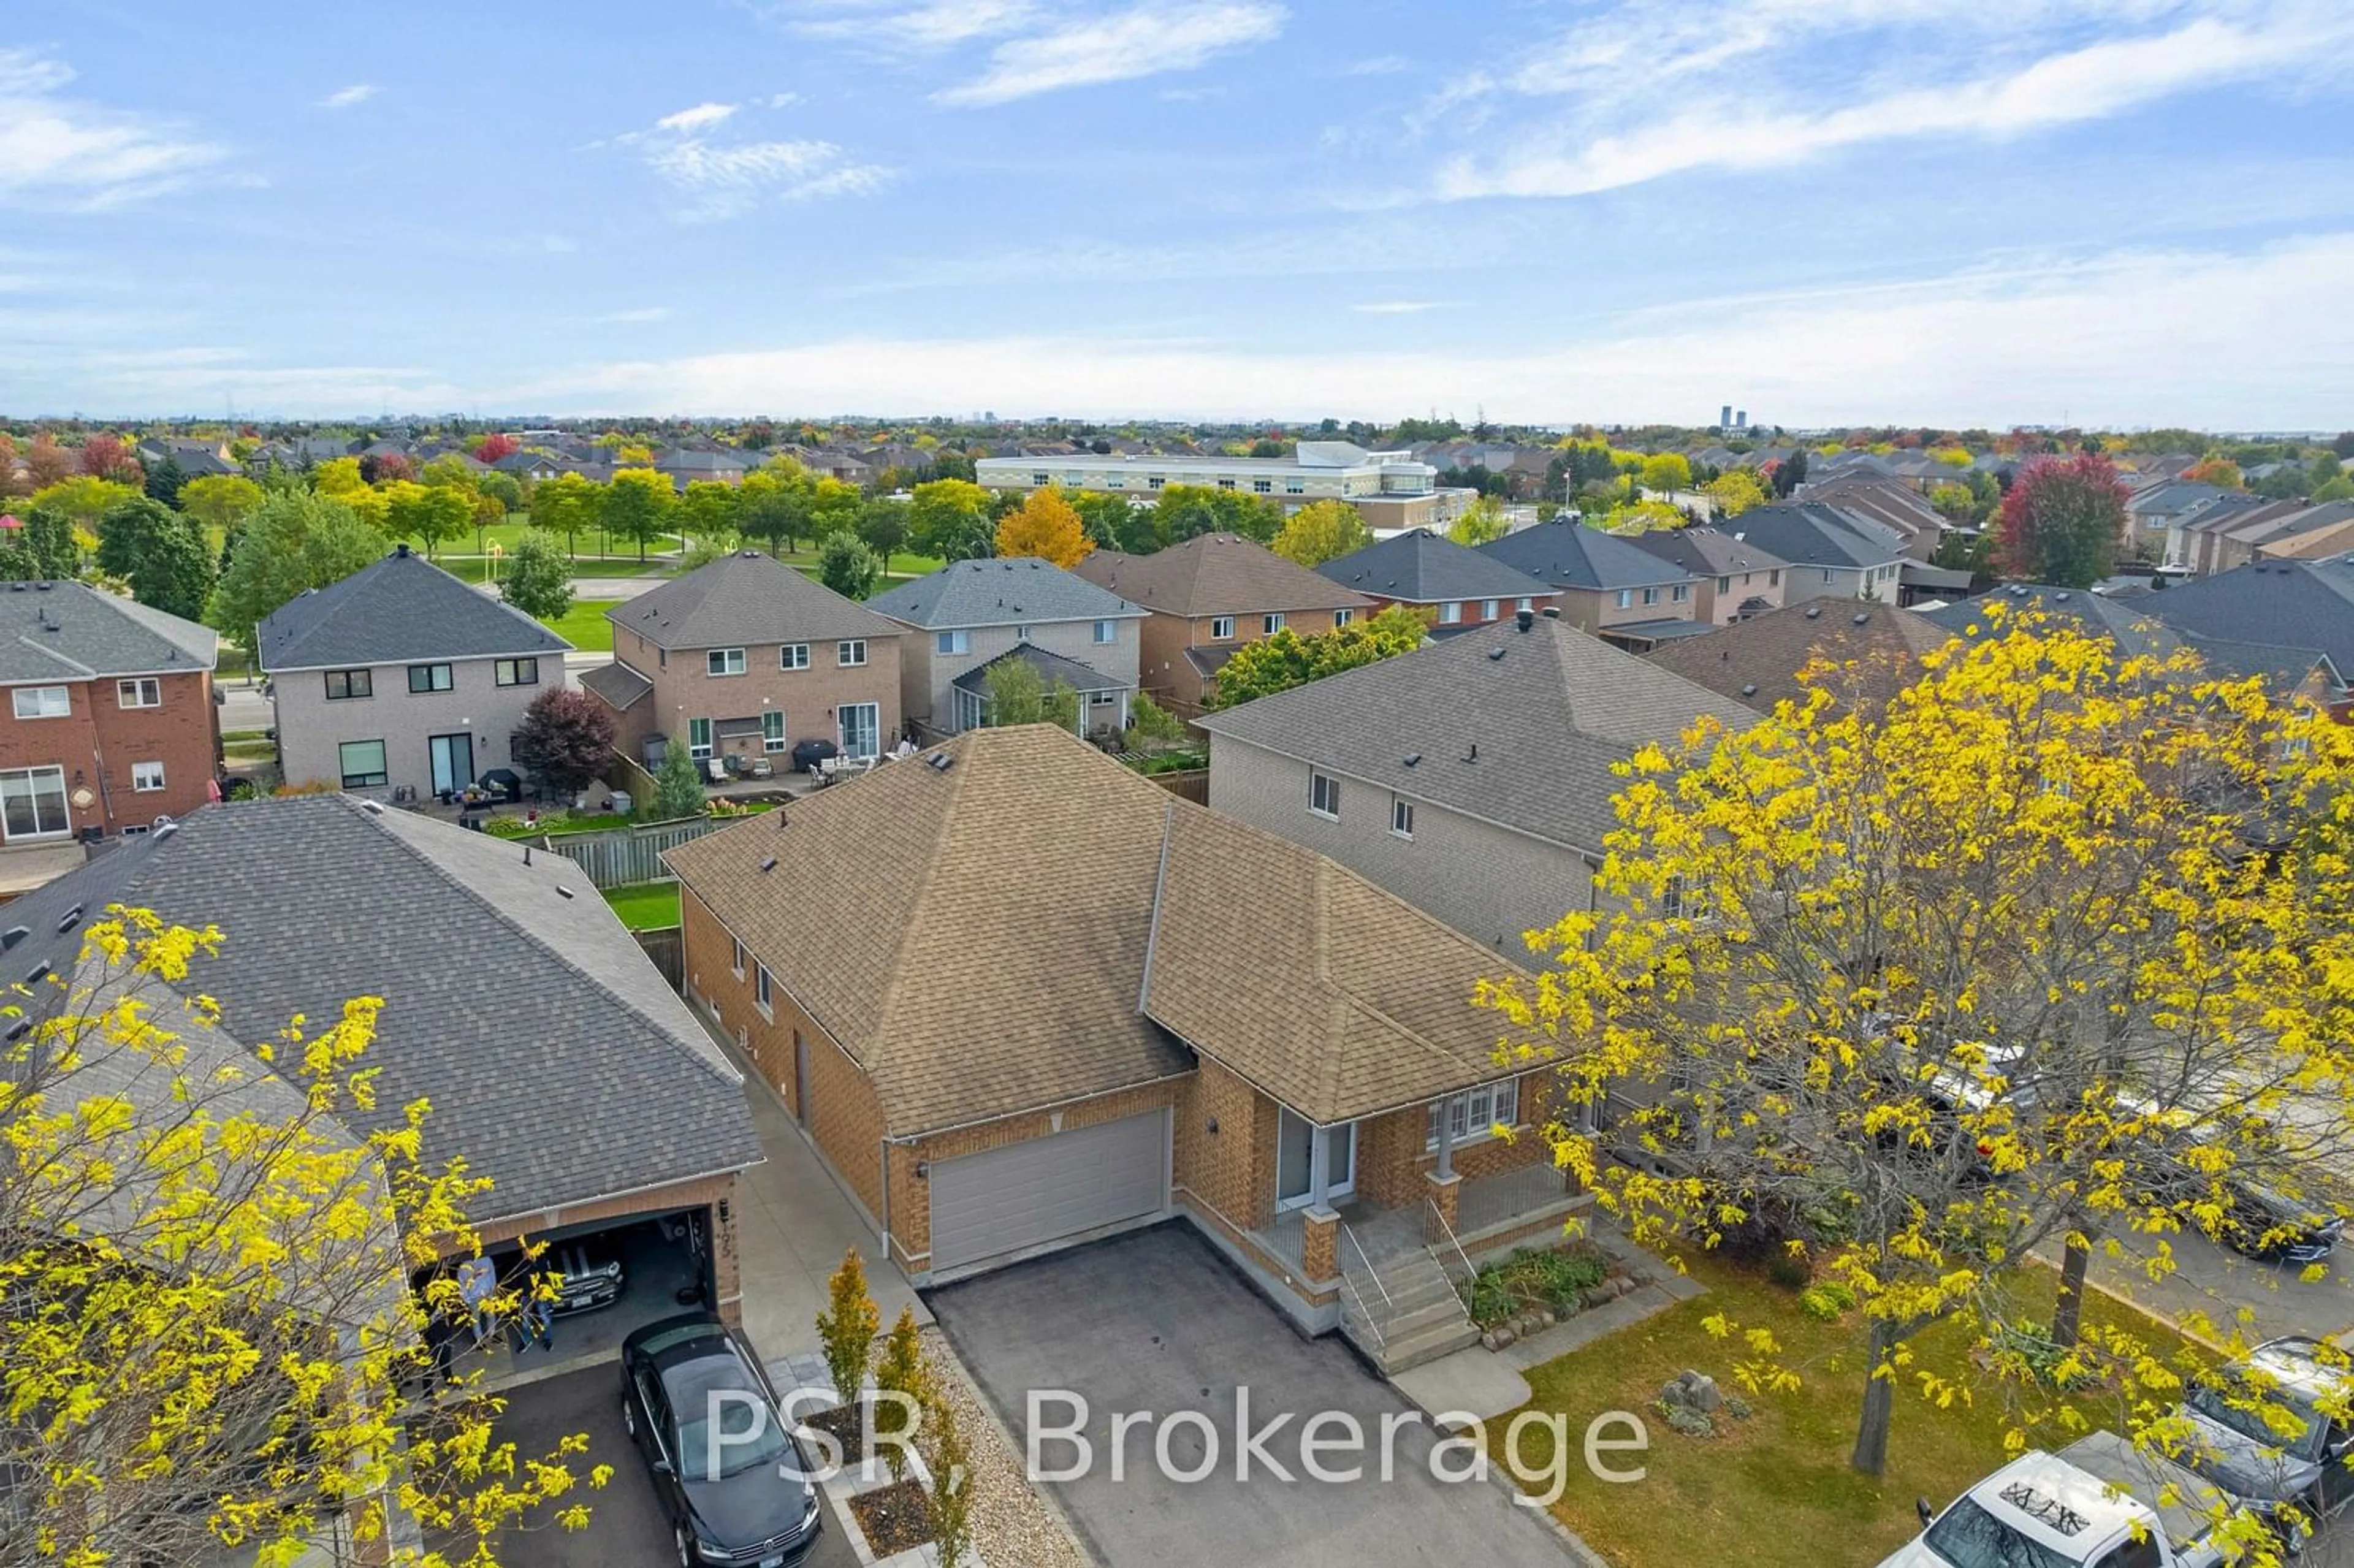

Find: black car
[2219,1179,2345,1266]
[620,1314,823,1567]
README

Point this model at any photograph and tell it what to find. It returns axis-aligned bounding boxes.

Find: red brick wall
[0,669,217,839]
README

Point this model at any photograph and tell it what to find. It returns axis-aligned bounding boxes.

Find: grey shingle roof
[1315,529,1558,603]
[1070,533,1372,618]
[0,796,760,1225]
[865,557,1144,630]
[1196,616,1759,853]
[580,661,653,710]
[950,644,1126,696]
[608,549,902,651]
[1714,503,1907,571]
[257,546,570,672]
[1623,526,1790,579]
[1476,520,1694,592]
[1922,583,2182,659]
[0,580,216,683]
[2138,558,2354,677]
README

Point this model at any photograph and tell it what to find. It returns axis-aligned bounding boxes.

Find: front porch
[1254,1158,1586,1270]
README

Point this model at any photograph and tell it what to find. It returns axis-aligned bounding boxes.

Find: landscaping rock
[1493,1325,1515,1348]
[1685,1373,1723,1414]
[1481,1330,1501,1352]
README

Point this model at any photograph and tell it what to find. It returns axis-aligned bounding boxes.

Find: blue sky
[5,0,2353,427]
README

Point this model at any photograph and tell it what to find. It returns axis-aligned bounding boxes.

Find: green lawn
[538,599,620,652]
[437,552,677,585]
[600,881,681,931]
[1500,1254,2192,1568]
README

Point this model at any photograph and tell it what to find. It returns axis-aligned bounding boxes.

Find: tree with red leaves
[471,432,519,465]
[0,434,23,499]
[511,688,617,796]
[25,433,75,489]
[1995,451,2128,589]
[78,434,144,487]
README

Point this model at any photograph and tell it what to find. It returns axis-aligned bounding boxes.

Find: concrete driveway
[928,1225,1572,1568]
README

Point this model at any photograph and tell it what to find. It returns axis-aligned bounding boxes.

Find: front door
[837,702,879,759]
[1275,1108,1356,1212]
[429,733,474,796]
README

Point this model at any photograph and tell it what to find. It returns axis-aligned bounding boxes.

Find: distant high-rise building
[1734,411,1748,430]
[1720,404,1733,430]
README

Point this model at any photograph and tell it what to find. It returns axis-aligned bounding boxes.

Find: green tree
[1702,468,1767,519]
[650,736,706,821]
[207,491,383,649]
[737,469,806,557]
[417,453,481,493]
[31,476,139,539]
[981,655,1081,731]
[383,479,470,558]
[1447,495,1507,546]
[856,497,909,573]
[908,479,994,563]
[178,473,267,539]
[815,1249,880,1418]
[869,1307,930,1481]
[500,531,575,622]
[95,495,215,620]
[806,476,863,547]
[1209,604,1429,708]
[1639,452,1693,493]
[1995,452,2127,588]
[1269,499,1369,567]
[817,532,882,599]
[511,687,617,796]
[1126,691,1190,748]
[142,454,186,508]
[679,479,742,553]
[479,470,525,514]
[924,1391,975,1568]
[1071,491,1152,554]
[0,504,83,580]
[529,471,603,557]
[603,468,677,563]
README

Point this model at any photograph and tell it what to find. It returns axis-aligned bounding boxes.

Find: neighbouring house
[1793,471,1948,560]
[1645,599,1952,714]
[1314,528,1560,636]
[584,549,907,774]
[9,794,763,1325]
[135,436,240,478]
[0,582,221,860]
[665,724,1584,1370]
[654,447,750,490]
[1624,527,1791,627]
[1474,519,1710,649]
[2128,480,2233,551]
[1704,503,1906,605]
[1070,533,1375,709]
[1967,574,2351,703]
[257,544,572,803]
[1195,611,1761,950]
[866,557,1146,739]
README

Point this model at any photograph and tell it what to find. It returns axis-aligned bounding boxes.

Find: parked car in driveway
[1878,1430,2245,1568]
[2172,1336,2354,1551]
[620,1314,823,1567]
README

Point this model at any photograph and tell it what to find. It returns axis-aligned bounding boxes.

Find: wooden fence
[536,815,718,888]
[633,927,684,991]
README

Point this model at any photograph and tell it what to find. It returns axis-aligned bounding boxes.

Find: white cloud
[783,0,1042,47]
[1350,300,1455,314]
[656,101,738,132]
[0,47,228,209]
[318,83,379,109]
[766,92,804,108]
[937,2,1286,107]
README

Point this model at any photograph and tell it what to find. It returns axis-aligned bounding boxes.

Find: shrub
[1796,1282,1855,1322]
[815,1249,880,1408]
[1460,1243,1612,1328]
[1987,1319,2100,1391]
[869,1307,929,1480]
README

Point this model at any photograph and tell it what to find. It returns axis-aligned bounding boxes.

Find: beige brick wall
[1173,1057,1279,1236]
[457,1171,744,1326]
[1206,734,1595,951]
[620,623,907,764]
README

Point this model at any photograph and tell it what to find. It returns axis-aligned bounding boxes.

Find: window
[1265,612,1288,636]
[1671,584,1690,603]
[1426,1080,1520,1151]
[937,630,970,656]
[1032,471,1050,486]
[117,677,161,709]
[1641,587,1660,606]
[1769,568,1781,587]
[755,964,774,1018]
[323,669,372,701]
[1210,615,1235,640]
[1391,795,1414,839]
[1333,608,1353,627]
[687,718,712,760]
[707,648,747,677]
[131,760,165,793]
[338,740,389,788]
[1309,770,1341,819]
[1614,589,1632,610]
[11,687,68,720]
[1516,597,1533,613]
[837,640,867,667]
[407,663,453,693]
[1107,475,1126,489]
[1147,476,1165,490]
[761,710,786,752]
[1252,478,1273,493]
[494,658,539,687]
[730,937,745,979]
[1439,601,1462,625]
[1661,874,1704,919]
[1718,576,1731,594]
[0,766,69,840]
[1284,479,1305,495]
[1480,599,1499,620]
[1092,619,1116,644]
[1015,624,1032,642]
[781,643,810,670]
[1217,478,1236,490]
[1821,569,1837,584]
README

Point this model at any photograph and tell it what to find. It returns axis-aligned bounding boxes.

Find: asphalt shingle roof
[1,797,760,1225]
[1316,529,1558,603]
[608,549,902,651]
[1195,616,1760,853]
[2136,558,2354,677]
[580,661,653,710]
[257,546,570,671]
[1715,503,1907,571]
[1071,534,1373,618]
[1476,520,1694,592]
[1647,601,1952,714]
[0,581,216,683]
[1623,527,1791,579]
[866,557,1144,631]
[950,644,1127,696]
[1922,583,2335,693]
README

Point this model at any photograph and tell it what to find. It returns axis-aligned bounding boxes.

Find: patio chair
[703,758,727,785]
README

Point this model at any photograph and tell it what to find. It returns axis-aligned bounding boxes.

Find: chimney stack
[1515,608,1533,633]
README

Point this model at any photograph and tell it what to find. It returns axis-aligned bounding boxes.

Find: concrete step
[1376,1317,1483,1374]
[1374,1274,1466,1317]
[1386,1296,1474,1342]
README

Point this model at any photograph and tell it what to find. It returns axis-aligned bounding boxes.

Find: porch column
[1301,1206,1338,1284]
[1426,1169,1461,1239]
[1308,1122,1332,1209]
[1434,1097,1456,1180]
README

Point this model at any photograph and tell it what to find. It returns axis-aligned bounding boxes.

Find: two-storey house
[1474,519,1709,649]
[583,549,907,770]
[1314,528,1559,636]
[0,582,219,849]
[1070,533,1374,709]
[866,557,1146,739]
[1624,526,1790,626]
[1710,503,1906,605]
[259,544,573,801]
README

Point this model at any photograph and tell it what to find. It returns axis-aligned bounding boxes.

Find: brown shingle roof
[1071,533,1374,619]
[1644,601,1953,714]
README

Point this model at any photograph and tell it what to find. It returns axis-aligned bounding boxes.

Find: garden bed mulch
[848,1479,934,1557]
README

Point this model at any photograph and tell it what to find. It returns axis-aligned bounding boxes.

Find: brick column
[712,1187,743,1325]
[1301,1206,1338,1283]
[1426,1170,1462,1244]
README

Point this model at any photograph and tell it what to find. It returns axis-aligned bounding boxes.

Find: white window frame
[1391,794,1414,839]
[338,740,389,788]
[1426,1079,1520,1152]
[761,710,787,752]
[1821,569,1836,584]
[1661,873,1704,920]
[687,718,712,760]
[131,759,165,793]
[1641,587,1659,606]
[0,765,70,840]
[1438,601,1462,625]
[1092,619,1116,644]
[117,677,162,709]
[781,643,810,670]
[937,630,969,656]
[1480,599,1498,620]
[730,937,745,980]
[1263,612,1286,636]
[1308,770,1341,820]
[707,648,747,677]
[1515,597,1533,613]
[837,639,867,668]
[1284,479,1305,495]
[12,687,69,720]
[1614,589,1632,610]
[1015,624,1032,642]
[1672,584,1690,603]
[755,964,774,1019]
[1210,615,1235,640]
[1333,608,1353,627]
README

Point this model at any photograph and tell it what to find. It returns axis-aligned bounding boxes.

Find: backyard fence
[602,750,660,808]
[633,927,684,991]
[535,815,718,888]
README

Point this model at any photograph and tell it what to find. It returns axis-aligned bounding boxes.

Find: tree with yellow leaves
[1483,609,2354,1488]
[994,486,1092,568]
[1269,498,1370,568]
[1,908,603,1566]
[1701,467,1767,519]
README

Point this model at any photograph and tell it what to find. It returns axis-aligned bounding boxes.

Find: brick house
[1646,599,1953,714]
[582,550,907,772]
[1623,526,1791,627]
[1474,519,1711,649]
[1196,612,1759,951]
[0,582,221,851]
[1698,503,1906,606]
[1070,533,1375,708]
[665,725,1583,1371]
[1314,528,1560,636]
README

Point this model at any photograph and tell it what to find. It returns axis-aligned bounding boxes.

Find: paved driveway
[928,1224,1572,1568]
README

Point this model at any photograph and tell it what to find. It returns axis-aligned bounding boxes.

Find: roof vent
[23,962,50,984]
[1853,613,1870,625]
[1461,742,1478,763]
[1741,683,1758,696]
[4,584,19,593]
[359,799,385,815]
[1487,646,1504,661]
[1403,753,1420,767]
[395,542,412,558]
[2054,590,2072,600]
[4,1019,27,1043]
[32,582,48,592]
[555,885,575,899]
[55,905,82,935]
[760,856,779,873]
[1805,606,1822,619]
[1542,606,1560,618]
[0,927,23,951]
[151,821,177,841]
[927,753,955,772]
[1515,608,1533,632]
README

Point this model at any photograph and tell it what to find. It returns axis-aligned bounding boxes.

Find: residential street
[2066,1228,2354,1347]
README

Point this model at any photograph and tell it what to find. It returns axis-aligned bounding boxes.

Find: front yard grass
[537,599,620,652]
[600,881,681,931]
[1501,1254,2190,1568]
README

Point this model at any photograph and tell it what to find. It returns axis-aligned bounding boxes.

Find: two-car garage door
[928,1110,1169,1275]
